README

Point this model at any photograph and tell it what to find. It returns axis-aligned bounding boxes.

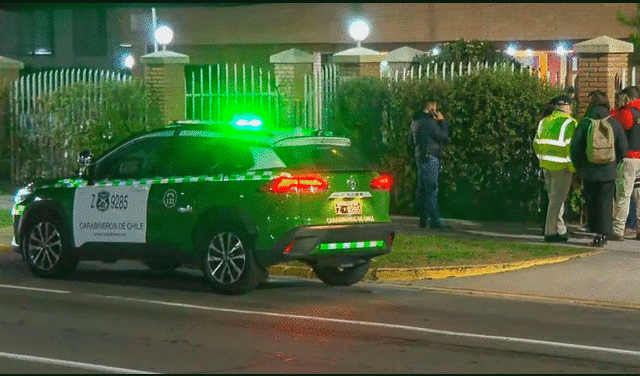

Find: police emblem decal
[347,176,357,191]
[96,191,110,212]
[163,189,177,208]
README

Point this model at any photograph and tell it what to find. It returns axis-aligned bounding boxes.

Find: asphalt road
[2,252,640,373]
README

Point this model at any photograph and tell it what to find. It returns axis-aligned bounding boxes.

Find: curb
[268,250,605,282]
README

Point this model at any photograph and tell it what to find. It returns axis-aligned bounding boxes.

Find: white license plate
[335,201,362,215]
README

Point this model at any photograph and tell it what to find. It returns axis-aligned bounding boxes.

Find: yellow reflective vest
[533,111,577,172]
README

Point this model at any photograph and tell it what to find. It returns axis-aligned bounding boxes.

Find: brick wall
[577,53,628,116]
[144,63,187,128]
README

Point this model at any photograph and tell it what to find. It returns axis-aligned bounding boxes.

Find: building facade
[0,3,637,72]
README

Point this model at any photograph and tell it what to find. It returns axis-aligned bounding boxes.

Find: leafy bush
[330,76,388,164]
[329,68,564,222]
[15,79,146,184]
[441,68,562,221]
[0,76,10,180]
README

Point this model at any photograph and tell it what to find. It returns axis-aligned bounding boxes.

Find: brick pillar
[382,46,424,78]
[269,48,314,125]
[333,47,382,83]
[0,57,23,181]
[140,50,190,129]
[574,36,633,117]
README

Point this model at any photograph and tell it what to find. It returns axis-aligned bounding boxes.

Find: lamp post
[152,8,158,52]
[154,26,174,51]
[349,20,370,48]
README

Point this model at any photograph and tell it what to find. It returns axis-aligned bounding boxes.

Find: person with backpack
[533,95,578,242]
[609,86,640,241]
[571,90,628,247]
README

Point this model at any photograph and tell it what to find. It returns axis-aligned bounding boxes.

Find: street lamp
[556,44,569,56]
[154,26,174,51]
[123,54,135,69]
[349,20,369,48]
[431,46,441,56]
[505,45,517,56]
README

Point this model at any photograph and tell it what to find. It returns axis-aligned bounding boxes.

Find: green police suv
[11,119,395,294]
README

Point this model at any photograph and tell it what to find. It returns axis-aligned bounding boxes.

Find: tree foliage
[415,38,521,68]
[617,4,640,66]
[15,79,147,183]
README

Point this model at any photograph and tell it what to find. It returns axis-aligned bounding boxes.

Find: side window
[95,136,173,180]
[173,137,255,177]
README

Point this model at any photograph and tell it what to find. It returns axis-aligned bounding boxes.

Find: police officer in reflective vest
[533,95,578,242]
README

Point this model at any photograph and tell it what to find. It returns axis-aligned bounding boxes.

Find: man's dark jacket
[570,105,628,181]
[408,112,449,162]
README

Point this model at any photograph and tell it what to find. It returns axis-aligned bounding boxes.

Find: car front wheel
[312,260,371,286]
[201,226,261,294]
[23,216,77,278]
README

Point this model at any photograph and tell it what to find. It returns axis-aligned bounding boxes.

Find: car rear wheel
[22,216,77,278]
[201,226,261,294]
[312,260,371,286]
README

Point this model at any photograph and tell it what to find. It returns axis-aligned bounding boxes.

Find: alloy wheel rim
[206,232,246,284]
[27,222,62,271]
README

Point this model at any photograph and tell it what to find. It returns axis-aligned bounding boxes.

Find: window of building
[72,8,107,57]
[17,10,54,56]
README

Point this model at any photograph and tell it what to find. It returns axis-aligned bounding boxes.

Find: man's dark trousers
[416,155,441,227]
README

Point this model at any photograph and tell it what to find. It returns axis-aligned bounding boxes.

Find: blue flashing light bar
[231,115,263,130]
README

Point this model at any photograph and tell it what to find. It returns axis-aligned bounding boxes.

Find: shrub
[329,68,564,222]
[15,79,146,184]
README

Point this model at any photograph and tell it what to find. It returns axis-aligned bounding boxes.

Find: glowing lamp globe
[349,20,370,46]
[154,26,174,48]
[124,55,135,69]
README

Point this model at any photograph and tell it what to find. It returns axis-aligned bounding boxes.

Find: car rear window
[274,144,369,171]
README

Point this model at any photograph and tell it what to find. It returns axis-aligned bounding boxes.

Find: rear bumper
[270,223,395,264]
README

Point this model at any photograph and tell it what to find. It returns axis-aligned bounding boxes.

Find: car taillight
[370,175,393,191]
[265,173,328,194]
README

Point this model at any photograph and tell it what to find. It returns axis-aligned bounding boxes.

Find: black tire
[22,214,77,279]
[312,260,371,286]
[144,261,181,272]
[200,225,261,295]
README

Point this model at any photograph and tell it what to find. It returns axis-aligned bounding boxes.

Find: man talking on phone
[408,99,450,229]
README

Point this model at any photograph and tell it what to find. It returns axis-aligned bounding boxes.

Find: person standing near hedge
[408,99,449,229]
[533,95,578,242]
[571,90,628,247]
[609,86,640,241]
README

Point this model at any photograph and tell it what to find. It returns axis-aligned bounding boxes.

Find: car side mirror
[78,150,94,180]
[78,150,93,166]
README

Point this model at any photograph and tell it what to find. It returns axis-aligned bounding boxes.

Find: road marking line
[101,295,640,359]
[0,284,70,294]
[0,351,157,374]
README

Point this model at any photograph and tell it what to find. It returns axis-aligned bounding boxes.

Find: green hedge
[15,79,147,184]
[330,68,564,222]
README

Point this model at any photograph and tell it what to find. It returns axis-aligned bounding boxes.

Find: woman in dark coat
[571,90,628,246]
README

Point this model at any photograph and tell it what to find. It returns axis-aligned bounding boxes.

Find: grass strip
[0,210,12,228]
[370,234,591,268]
[280,233,591,269]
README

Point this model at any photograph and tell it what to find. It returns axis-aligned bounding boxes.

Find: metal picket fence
[9,68,130,183]
[185,63,284,127]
